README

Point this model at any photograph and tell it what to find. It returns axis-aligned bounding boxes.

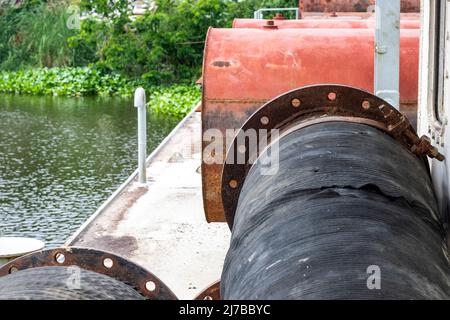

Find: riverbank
[0,67,201,117]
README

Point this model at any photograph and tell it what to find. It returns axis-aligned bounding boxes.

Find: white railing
[253,8,300,20]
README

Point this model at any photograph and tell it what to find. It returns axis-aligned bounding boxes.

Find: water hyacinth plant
[0,67,201,117]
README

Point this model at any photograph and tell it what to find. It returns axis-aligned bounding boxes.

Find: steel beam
[375,0,401,109]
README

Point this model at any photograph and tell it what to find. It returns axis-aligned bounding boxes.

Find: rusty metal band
[194,280,221,300]
[221,85,444,229]
[0,247,178,300]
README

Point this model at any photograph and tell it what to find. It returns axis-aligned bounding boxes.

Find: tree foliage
[0,1,78,69]
[0,0,300,85]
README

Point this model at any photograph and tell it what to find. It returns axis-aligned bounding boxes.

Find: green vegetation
[0,66,201,116]
[148,85,201,117]
[72,0,298,83]
[0,1,79,70]
[0,67,132,96]
[0,0,297,116]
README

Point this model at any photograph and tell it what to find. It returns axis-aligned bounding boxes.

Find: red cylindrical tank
[201,27,420,222]
[204,28,418,104]
[232,18,420,29]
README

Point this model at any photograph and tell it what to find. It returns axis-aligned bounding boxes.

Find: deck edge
[64,103,201,247]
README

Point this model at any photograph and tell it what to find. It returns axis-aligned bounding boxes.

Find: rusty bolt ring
[221,84,434,229]
[0,247,178,300]
[194,280,221,300]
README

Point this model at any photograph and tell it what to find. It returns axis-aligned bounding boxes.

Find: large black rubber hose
[0,266,144,300]
[221,122,450,299]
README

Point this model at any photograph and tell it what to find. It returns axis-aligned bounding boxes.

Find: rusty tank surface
[232,17,420,29]
[202,27,420,222]
[299,0,420,13]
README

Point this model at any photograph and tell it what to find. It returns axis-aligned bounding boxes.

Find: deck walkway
[66,111,230,300]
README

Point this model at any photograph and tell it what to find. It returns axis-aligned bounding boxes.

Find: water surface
[0,94,180,247]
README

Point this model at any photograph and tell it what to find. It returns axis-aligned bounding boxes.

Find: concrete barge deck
[65,110,230,300]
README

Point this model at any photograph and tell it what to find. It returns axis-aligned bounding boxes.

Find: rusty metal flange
[194,280,221,300]
[0,247,178,300]
[221,84,444,229]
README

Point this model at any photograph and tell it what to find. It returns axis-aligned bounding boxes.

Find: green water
[0,94,180,247]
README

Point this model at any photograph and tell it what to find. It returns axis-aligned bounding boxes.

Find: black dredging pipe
[0,247,178,300]
[0,266,145,300]
[221,121,450,299]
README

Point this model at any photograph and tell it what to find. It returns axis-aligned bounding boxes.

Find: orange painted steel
[299,12,421,20]
[299,0,420,13]
[201,27,420,222]
[232,18,420,29]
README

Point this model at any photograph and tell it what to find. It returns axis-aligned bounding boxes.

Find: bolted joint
[263,20,278,29]
[375,44,388,54]
[411,136,445,161]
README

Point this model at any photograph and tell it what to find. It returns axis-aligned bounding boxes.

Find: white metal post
[134,87,147,184]
[374,0,401,110]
